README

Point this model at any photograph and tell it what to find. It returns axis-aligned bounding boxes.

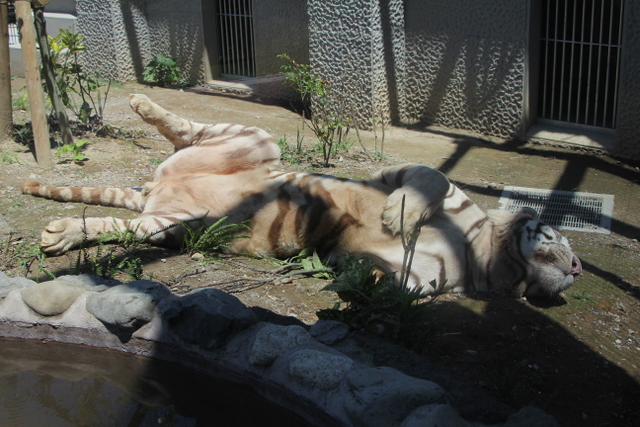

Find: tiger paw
[129,94,161,122]
[382,188,434,235]
[41,218,85,255]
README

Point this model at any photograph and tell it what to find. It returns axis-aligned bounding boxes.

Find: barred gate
[216,0,256,79]
[538,0,625,129]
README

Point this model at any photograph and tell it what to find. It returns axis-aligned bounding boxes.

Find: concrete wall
[253,0,309,77]
[614,0,640,160]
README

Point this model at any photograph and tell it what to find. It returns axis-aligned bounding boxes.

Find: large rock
[344,366,446,427]
[165,288,257,350]
[249,324,311,367]
[0,272,35,300]
[21,279,85,316]
[86,280,171,331]
[288,349,353,390]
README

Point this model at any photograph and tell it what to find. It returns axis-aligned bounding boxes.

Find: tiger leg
[368,164,451,235]
[40,213,188,255]
[130,94,222,150]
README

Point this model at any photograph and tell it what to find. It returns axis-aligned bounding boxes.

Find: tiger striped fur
[21,94,581,297]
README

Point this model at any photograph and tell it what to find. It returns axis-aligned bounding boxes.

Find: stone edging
[0,273,559,427]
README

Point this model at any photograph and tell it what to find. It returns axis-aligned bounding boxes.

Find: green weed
[317,255,435,352]
[0,150,24,165]
[55,139,89,164]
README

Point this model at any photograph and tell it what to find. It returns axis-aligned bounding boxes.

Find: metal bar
[601,0,615,127]
[592,0,605,126]
[549,1,559,119]
[584,0,595,125]
[566,0,577,122]
[541,0,551,118]
[611,0,624,127]
[218,0,227,74]
[557,0,567,121]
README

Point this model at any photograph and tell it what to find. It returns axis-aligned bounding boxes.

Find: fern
[181,216,250,256]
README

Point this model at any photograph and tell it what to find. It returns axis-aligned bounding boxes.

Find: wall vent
[499,186,613,234]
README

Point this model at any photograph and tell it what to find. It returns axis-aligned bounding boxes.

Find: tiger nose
[571,255,582,277]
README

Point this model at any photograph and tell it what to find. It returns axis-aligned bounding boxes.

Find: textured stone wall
[403,1,527,138]
[308,0,527,136]
[614,0,640,160]
[308,0,377,128]
[77,0,205,83]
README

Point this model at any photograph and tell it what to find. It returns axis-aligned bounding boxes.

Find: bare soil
[1,80,639,426]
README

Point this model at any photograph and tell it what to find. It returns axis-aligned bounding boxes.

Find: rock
[401,404,471,427]
[166,288,257,349]
[344,366,446,427]
[21,279,85,316]
[249,324,311,366]
[504,406,561,427]
[86,280,171,331]
[309,319,349,345]
[288,349,353,390]
[0,272,35,300]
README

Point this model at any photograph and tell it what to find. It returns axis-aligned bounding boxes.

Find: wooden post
[0,0,13,142]
[33,2,73,147]
[16,0,50,167]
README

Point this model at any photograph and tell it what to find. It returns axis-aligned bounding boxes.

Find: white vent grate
[499,186,614,234]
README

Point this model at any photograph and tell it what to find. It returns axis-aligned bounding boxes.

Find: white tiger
[21,94,582,297]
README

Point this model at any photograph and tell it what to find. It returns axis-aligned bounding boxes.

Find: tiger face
[519,219,582,297]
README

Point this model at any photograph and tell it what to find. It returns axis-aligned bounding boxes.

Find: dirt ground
[1,80,640,426]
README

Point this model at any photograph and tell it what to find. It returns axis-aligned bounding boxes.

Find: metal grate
[538,0,624,129]
[216,0,256,79]
[499,186,614,234]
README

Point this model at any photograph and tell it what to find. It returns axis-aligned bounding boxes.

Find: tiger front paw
[41,218,86,255]
[382,188,434,236]
[129,94,163,122]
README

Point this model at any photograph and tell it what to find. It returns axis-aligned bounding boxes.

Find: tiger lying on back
[21,94,582,298]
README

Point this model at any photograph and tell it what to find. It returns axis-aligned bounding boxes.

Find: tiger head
[490,208,582,298]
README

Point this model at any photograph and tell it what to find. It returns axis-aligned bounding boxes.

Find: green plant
[277,133,307,165]
[285,248,335,280]
[0,150,24,165]
[317,255,435,351]
[55,139,89,164]
[74,223,150,280]
[278,54,353,167]
[142,54,185,87]
[13,123,33,146]
[181,216,251,257]
[47,29,111,125]
[12,88,29,111]
[570,290,593,302]
[8,240,55,281]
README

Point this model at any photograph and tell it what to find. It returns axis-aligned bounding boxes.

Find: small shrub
[55,139,89,164]
[47,29,111,125]
[317,255,436,352]
[278,54,354,167]
[143,54,185,87]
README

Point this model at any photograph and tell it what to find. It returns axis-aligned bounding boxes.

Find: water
[0,338,311,427]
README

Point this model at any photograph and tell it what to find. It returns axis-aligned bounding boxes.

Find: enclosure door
[215,0,256,79]
[537,0,624,130]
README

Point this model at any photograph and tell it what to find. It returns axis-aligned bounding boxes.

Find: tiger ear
[513,207,539,221]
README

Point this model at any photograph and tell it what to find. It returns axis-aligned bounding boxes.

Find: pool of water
[0,338,311,427]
